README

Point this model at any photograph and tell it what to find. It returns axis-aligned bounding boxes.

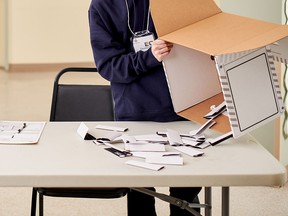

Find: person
[88,0,201,215]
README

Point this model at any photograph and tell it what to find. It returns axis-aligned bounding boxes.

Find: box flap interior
[151,1,288,55]
[150,0,221,37]
[178,93,231,134]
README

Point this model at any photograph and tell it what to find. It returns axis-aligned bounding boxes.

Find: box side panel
[150,0,221,37]
[269,36,288,64]
[163,44,222,113]
[216,47,284,138]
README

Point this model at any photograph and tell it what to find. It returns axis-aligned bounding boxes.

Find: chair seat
[36,188,128,198]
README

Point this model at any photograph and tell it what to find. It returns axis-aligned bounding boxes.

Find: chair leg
[31,188,37,216]
[39,193,44,216]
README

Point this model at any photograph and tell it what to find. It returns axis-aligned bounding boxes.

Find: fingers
[151,39,173,62]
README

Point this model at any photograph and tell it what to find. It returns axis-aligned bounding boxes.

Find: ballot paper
[132,151,180,158]
[126,160,164,171]
[125,142,166,152]
[77,122,122,141]
[133,134,168,143]
[166,128,184,146]
[120,134,166,152]
[145,156,184,165]
[95,124,128,132]
[182,138,210,149]
[173,146,204,157]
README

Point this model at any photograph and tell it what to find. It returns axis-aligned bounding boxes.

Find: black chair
[30,67,128,216]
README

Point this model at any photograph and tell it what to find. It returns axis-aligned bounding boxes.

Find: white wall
[218,0,283,156]
[219,0,282,24]
[8,0,94,64]
[7,0,223,66]
[0,0,5,68]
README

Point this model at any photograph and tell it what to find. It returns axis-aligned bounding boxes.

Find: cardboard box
[150,0,288,138]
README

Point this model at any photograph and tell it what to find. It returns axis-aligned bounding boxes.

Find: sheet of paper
[132,151,180,158]
[77,122,90,139]
[146,156,183,165]
[95,124,128,132]
[92,130,122,141]
[166,128,183,146]
[126,160,164,171]
[125,143,165,152]
[173,146,204,157]
[0,121,46,144]
[182,138,202,147]
[121,134,137,143]
[133,134,168,143]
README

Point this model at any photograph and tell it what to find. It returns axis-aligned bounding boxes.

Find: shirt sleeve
[89,4,161,84]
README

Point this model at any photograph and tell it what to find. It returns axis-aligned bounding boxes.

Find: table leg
[131,188,206,216]
[222,187,229,216]
[204,187,212,216]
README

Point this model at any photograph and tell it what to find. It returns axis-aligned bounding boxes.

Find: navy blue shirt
[89,0,181,122]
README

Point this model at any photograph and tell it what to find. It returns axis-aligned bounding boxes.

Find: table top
[0,121,286,188]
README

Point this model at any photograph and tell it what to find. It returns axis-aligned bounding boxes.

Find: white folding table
[0,121,286,216]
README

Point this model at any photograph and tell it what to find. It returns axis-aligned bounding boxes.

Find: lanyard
[124,0,151,36]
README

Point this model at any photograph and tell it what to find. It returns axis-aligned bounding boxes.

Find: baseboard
[8,62,96,72]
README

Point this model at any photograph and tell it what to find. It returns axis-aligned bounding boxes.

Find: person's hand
[151,39,173,62]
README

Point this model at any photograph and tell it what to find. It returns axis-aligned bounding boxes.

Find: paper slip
[96,124,128,132]
[77,122,90,139]
[182,138,210,149]
[125,143,165,152]
[173,146,204,157]
[78,122,122,141]
[193,142,211,149]
[96,131,122,141]
[121,134,137,143]
[133,134,168,143]
[208,131,233,146]
[186,134,206,142]
[192,119,216,136]
[126,160,164,171]
[132,151,180,158]
[166,128,183,146]
[146,156,183,165]
[204,101,227,119]
[182,138,202,147]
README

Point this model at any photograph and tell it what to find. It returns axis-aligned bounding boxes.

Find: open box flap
[150,0,221,37]
[151,1,288,55]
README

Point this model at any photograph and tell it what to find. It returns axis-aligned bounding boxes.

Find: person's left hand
[151,39,173,62]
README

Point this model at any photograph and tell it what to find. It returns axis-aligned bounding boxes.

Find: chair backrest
[50,67,114,121]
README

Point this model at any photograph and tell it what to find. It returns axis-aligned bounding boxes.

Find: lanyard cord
[124,0,150,36]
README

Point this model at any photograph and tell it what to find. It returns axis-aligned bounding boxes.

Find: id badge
[132,31,155,53]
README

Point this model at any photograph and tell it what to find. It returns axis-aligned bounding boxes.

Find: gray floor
[0,69,287,216]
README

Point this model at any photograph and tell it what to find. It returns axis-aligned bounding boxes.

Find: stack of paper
[0,121,46,144]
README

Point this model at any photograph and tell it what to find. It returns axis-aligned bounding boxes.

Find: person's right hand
[151,39,173,62]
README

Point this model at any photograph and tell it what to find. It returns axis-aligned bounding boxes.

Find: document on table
[0,121,46,144]
[125,142,165,152]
